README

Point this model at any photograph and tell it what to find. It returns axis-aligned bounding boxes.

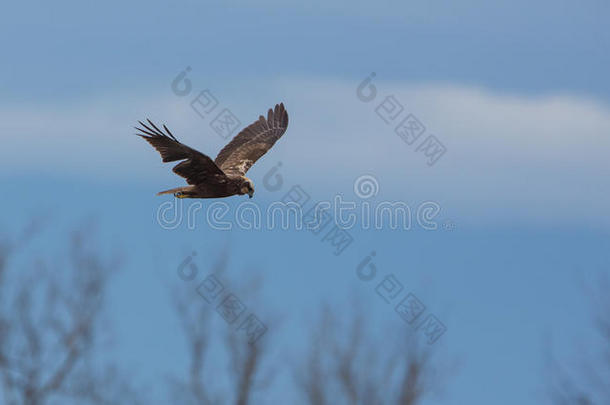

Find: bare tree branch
[171,252,272,405]
[296,305,443,405]
[0,224,136,405]
[547,276,610,405]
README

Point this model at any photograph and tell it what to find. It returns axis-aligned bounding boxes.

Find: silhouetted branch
[296,305,443,405]
[547,276,610,405]
[171,252,272,405]
[0,225,135,405]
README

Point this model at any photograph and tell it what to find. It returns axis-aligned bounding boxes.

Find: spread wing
[215,103,289,176]
[135,119,228,185]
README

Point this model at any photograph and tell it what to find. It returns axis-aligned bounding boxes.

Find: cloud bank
[2,76,608,228]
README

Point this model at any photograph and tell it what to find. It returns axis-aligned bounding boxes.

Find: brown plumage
[135,103,289,199]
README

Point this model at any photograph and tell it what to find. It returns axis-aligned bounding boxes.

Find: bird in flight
[136,103,288,199]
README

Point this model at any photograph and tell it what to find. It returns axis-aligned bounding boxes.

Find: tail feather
[156,186,185,196]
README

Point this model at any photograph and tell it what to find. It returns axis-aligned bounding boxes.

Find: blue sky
[1,0,609,403]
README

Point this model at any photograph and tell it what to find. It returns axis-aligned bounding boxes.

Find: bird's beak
[248,191,254,198]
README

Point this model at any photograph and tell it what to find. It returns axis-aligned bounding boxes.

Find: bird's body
[156,178,248,199]
[135,103,288,199]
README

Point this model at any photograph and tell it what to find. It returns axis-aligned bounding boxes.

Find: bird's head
[240,178,255,198]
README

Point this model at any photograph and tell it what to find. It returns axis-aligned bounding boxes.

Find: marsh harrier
[136,103,288,199]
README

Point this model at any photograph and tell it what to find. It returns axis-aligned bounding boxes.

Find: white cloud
[2,77,608,227]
